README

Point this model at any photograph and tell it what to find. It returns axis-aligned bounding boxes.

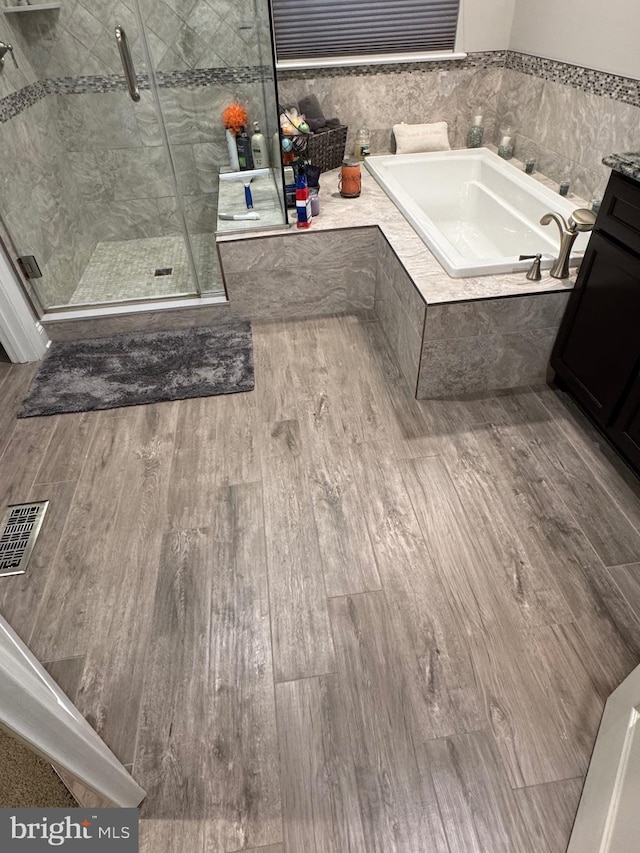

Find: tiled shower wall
[0,0,276,308]
[0,97,95,307]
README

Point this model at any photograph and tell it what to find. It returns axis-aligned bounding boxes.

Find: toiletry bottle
[467,114,484,148]
[296,165,312,229]
[355,127,371,160]
[236,126,254,171]
[226,128,240,171]
[251,121,269,168]
[310,187,320,217]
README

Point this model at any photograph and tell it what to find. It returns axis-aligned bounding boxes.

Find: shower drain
[0,502,49,577]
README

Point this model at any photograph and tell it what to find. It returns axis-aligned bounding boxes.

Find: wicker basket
[306,125,348,172]
[284,125,348,173]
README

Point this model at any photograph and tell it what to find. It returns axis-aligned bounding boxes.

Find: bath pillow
[393,121,451,154]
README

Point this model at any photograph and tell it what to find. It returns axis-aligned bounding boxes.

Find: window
[271,0,462,67]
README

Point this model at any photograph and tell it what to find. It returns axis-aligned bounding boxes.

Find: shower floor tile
[69,234,223,306]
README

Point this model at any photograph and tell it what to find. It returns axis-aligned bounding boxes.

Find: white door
[568,664,640,852]
[0,614,145,808]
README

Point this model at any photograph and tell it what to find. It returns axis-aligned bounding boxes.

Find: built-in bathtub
[365,148,591,278]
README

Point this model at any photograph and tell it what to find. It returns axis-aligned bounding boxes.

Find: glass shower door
[144,0,287,290]
[0,0,285,313]
[0,2,213,311]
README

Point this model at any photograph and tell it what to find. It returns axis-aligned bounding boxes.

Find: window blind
[271,0,460,61]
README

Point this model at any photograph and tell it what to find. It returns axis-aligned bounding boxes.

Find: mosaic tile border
[1,51,638,125]
[0,79,48,123]
[0,66,273,123]
[46,66,272,95]
[505,52,640,108]
[278,49,640,109]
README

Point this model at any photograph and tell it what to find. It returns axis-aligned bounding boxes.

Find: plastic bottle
[225,128,240,171]
[296,165,312,229]
[251,121,269,168]
[467,114,484,148]
[355,127,371,160]
[310,187,320,217]
[236,126,254,171]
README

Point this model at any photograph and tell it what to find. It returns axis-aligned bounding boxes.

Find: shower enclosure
[0,0,284,315]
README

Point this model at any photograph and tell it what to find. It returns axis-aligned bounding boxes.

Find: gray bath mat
[19,323,254,417]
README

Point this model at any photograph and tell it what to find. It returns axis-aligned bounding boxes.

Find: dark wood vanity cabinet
[551,169,640,475]
[609,374,640,471]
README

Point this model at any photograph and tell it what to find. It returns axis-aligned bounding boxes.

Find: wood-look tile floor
[2,314,640,852]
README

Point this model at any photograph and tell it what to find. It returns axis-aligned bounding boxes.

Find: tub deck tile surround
[218,154,578,307]
[217,152,580,396]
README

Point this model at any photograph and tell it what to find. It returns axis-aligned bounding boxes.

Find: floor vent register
[0,502,49,577]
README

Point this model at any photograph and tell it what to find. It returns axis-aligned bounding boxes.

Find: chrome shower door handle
[115,26,140,103]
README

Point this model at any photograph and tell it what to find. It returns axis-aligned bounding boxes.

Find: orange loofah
[222,103,248,135]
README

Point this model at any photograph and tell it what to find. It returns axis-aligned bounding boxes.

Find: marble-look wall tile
[156,189,220,233]
[497,69,640,201]
[219,227,378,275]
[61,151,114,203]
[424,292,570,341]
[375,284,424,395]
[134,91,166,147]
[220,227,377,319]
[97,146,175,200]
[54,92,144,151]
[37,219,97,308]
[279,67,504,157]
[192,142,227,192]
[378,237,427,336]
[181,192,219,234]
[495,68,544,145]
[218,235,288,273]
[83,198,165,241]
[43,301,236,341]
[417,328,557,397]
[225,268,348,321]
[375,237,425,393]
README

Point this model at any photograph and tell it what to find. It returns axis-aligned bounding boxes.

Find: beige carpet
[0,726,76,807]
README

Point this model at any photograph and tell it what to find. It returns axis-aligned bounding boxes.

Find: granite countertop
[217,152,585,306]
[603,152,640,184]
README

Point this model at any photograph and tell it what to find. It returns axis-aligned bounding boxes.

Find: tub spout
[540,208,596,279]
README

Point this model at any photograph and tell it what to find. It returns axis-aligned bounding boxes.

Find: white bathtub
[365,148,591,278]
